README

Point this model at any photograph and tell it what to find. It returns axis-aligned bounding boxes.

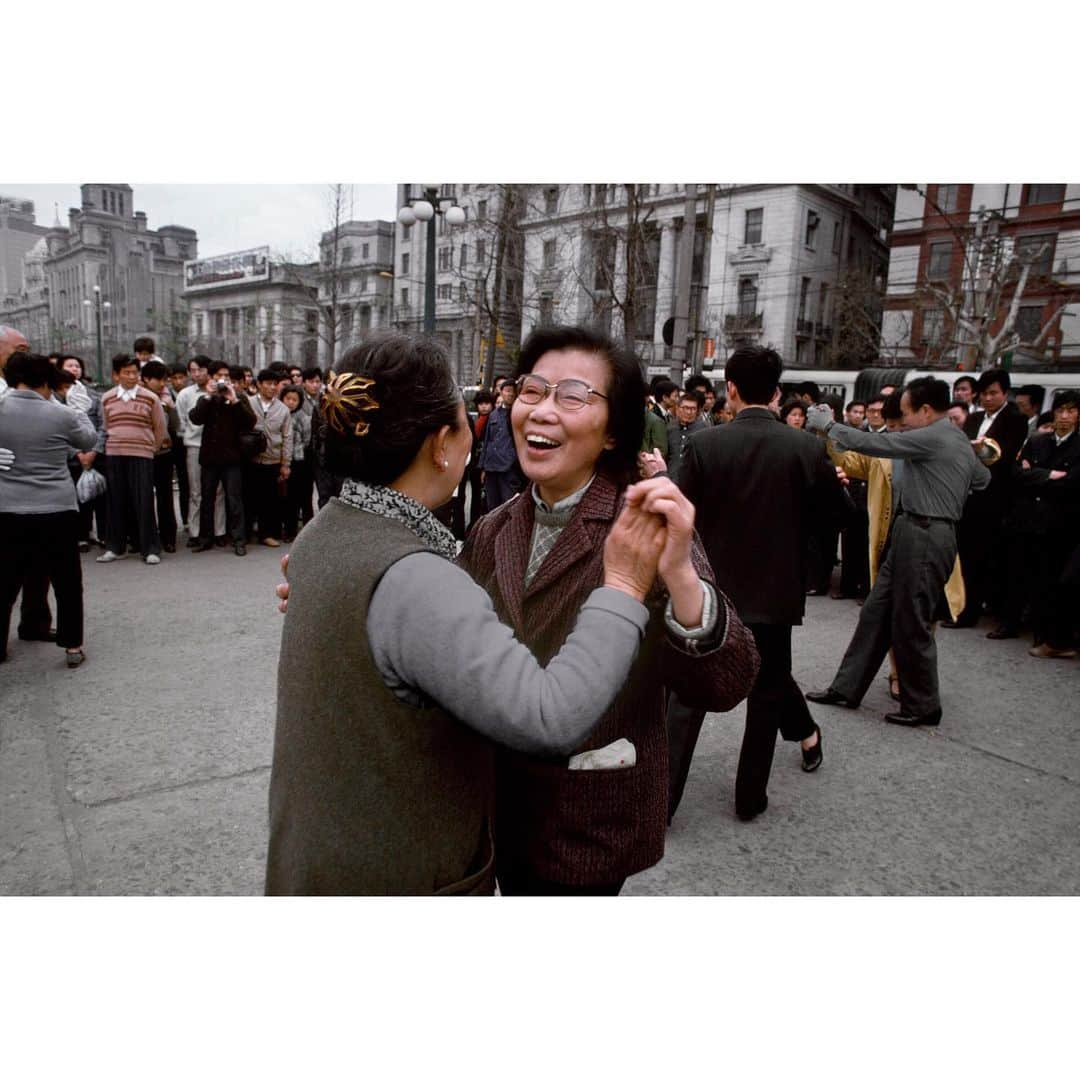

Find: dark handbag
[239,430,268,460]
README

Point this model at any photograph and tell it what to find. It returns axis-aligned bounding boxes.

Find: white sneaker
[96,551,125,563]
[144,554,161,565]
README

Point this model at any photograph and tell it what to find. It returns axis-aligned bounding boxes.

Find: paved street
[1,539,1078,896]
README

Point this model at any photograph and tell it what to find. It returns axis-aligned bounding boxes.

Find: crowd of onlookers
[1,318,1077,668]
[639,367,1080,662]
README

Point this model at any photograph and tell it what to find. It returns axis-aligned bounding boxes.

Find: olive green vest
[265,500,495,895]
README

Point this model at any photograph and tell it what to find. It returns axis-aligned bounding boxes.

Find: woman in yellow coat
[827,398,966,701]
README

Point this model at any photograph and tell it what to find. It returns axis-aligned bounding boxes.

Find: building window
[583,184,591,206]
[1014,233,1056,277]
[478,200,488,221]
[438,283,452,301]
[401,225,410,242]
[476,239,486,264]
[539,294,554,325]
[832,221,842,255]
[341,245,353,264]
[927,241,952,280]
[798,277,810,320]
[401,288,409,308]
[819,283,830,324]
[438,246,452,272]
[401,253,410,275]
[737,276,758,317]
[804,210,819,249]
[356,270,367,293]
[1024,185,1065,207]
[543,238,556,270]
[305,310,318,334]
[362,243,370,258]
[459,283,468,305]
[228,309,239,335]
[462,184,470,193]
[744,207,763,245]
[460,244,468,269]
[1015,305,1044,342]
[544,187,559,214]
[213,311,224,337]
[440,183,455,199]
[341,305,353,337]
[118,193,124,216]
[595,184,608,206]
[921,309,944,346]
[936,185,960,213]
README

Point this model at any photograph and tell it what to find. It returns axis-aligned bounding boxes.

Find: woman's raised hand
[622,478,703,627]
[603,502,666,603]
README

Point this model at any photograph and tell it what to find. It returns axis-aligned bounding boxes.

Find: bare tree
[906,185,1076,370]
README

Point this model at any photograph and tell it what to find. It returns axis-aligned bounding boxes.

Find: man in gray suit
[805,377,991,726]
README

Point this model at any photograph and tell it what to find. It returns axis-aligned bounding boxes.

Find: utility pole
[669,184,697,385]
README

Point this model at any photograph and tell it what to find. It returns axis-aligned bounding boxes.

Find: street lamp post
[397,186,466,337]
[82,285,111,384]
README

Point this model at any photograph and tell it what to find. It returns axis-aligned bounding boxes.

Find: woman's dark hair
[6,352,53,389]
[516,324,645,486]
[324,332,463,485]
[50,367,77,390]
[279,384,303,406]
[780,397,807,424]
[60,354,85,379]
[473,389,495,407]
[132,336,155,355]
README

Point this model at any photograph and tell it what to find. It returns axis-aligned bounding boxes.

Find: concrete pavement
[1,540,1077,895]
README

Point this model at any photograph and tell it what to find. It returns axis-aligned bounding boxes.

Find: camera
[215,380,229,392]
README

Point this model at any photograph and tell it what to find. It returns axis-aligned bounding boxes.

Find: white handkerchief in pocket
[567,738,636,771]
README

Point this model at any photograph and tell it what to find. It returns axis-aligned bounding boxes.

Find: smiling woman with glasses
[458,324,759,895]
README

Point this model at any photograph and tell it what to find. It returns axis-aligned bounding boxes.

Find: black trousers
[666,622,813,821]
[152,452,178,548]
[282,459,314,538]
[484,469,524,511]
[246,463,284,540]
[734,623,816,816]
[104,455,160,557]
[957,501,1008,620]
[16,566,52,636]
[831,514,956,718]
[0,511,83,655]
[200,463,245,542]
[170,437,190,527]
[839,486,871,597]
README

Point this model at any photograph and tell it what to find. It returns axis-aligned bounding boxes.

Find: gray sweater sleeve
[367,551,649,755]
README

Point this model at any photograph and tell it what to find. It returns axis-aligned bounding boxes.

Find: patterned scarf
[337,478,458,560]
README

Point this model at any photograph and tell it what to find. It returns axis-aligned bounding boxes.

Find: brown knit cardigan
[458,472,760,887]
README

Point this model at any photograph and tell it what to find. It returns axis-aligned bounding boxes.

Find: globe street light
[82,285,111,384]
[397,186,465,336]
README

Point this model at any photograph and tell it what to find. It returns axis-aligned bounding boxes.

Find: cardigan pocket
[434,816,495,897]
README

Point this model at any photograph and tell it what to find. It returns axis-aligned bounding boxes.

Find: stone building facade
[183,250,321,371]
[0,195,49,301]
[517,183,894,376]
[316,219,395,369]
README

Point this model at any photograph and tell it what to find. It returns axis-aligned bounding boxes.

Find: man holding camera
[189,361,256,556]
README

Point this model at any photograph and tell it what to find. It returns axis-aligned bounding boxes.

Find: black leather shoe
[986,626,1019,640]
[234,542,247,557]
[18,628,57,642]
[193,541,214,552]
[736,796,768,822]
[885,708,942,727]
[805,688,858,708]
[940,617,977,629]
[801,724,824,772]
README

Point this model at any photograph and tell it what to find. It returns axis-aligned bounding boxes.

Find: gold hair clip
[322,372,380,437]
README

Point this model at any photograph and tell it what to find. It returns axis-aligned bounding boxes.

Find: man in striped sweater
[96,353,168,565]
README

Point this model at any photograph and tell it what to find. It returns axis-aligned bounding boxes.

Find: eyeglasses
[515,374,608,412]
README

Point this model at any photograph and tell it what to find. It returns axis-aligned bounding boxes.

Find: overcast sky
[1,184,398,262]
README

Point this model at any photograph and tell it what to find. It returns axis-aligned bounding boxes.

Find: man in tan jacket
[246,369,292,547]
